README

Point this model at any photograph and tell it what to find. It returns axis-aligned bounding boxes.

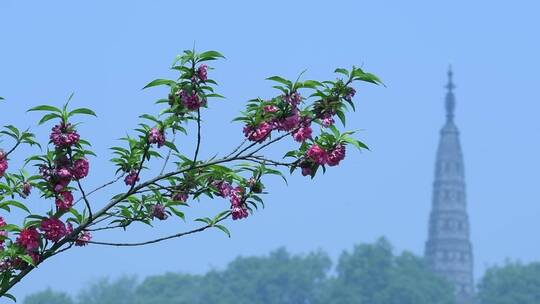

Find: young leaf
[142,79,176,89]
[27,105,62,113]
[69,108,97,117]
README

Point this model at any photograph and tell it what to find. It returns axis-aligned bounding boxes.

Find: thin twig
[160,132,176,175]
[193,108,202,164]
[87,214,229,247]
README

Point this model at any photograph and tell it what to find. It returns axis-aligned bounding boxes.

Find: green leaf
[334,68,350,77]
[27,105,62,113]
[20,254,35,266]
[168,207,185,221]
[69,108,97,117]
[0,200,31,213]
[214,224,231,238]
[343,137,369,151]
[266,76,292,87]
[336,110,346,126]
[4,125,20,137]
[198,50,225,60]
[142,79,176,89]
[162,141,179,153]
[38,113,62,125]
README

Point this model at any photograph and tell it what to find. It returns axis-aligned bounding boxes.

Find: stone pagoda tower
[425,68,474,304]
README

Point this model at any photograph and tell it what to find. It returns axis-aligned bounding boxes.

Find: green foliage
[77,276,137,304]
[316,238,455,304]
[476,261,540,304]
[24,240,456,304]
[23,288,74,304]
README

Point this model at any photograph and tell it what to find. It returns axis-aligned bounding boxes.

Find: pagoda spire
[425,68,474,304]
[445,66,456,122]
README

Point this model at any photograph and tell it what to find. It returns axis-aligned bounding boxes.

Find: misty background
[0,0,539,299]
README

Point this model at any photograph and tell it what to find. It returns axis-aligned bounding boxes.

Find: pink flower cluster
[22,182,32,197]
[124,170,140,186]
[152,204,168,221]
[14,226,42,266]
[0,150,8,178]
[179,90,206,111]
[74,230,91,246]
[40,157,89,210]
[306,144,347,167]
[230,186,248,220]
[344,87,356,102]
[40,217,68,242]
[148,127,166,148]
[0,217,7,251]
[320,111,335,128]
[16,228,40,252]
[213,180,233,197]
[284,92,302,106]
[197,64,208,82]
[244,93,313,143]
[50,123,80,148]
[40,121,90,213]
[212,181,248,220]
[243,122,272,142]
[172,191,189,202]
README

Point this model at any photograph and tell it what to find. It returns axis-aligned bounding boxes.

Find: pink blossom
[40,217,68,242]
[321,115,335,128]
[172,192,188,202]
[212,180,232,197]
[273,110,300,132]
[292,126,312,142]
[16,228,40,251]
[55,191,74,210]
[152,204,169,220]
[229,186,244,207]
[53,177,71,193]
[71,158,90,179]
[124,170,140,186]
[50,122,80,148]
[229,186,248,220]
[344,87,356,102]
[148,127,166,148]
[263,105,278,113]
[283,92,302,106]
[327,144,346,166]
[243,122,272,142]
[22,182,32,197]
[55,167,72,179]
[231,204,249,220]
[197,64,208,81]
[301,164,313,177]
[0,217,7,250]
[75,231,91,246]
[307,144,328,165]
[180,90,205,111]
[0,151,7,178]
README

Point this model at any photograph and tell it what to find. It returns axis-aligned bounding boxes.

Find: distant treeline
[24,238,540,304]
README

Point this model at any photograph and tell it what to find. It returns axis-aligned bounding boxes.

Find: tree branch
[87,214,230,247]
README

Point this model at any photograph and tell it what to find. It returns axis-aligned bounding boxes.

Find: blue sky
[1,0,539,298]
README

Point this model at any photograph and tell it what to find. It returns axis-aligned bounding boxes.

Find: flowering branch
[0,48,381,300]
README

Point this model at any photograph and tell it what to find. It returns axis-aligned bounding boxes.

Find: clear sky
[1,0,539,298]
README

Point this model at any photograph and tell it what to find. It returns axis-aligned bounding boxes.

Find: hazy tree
[316,238,455,304]
[23,240,457,304]
[77,276,137,304]
[23,288,74,304]
[477,261,540,304]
